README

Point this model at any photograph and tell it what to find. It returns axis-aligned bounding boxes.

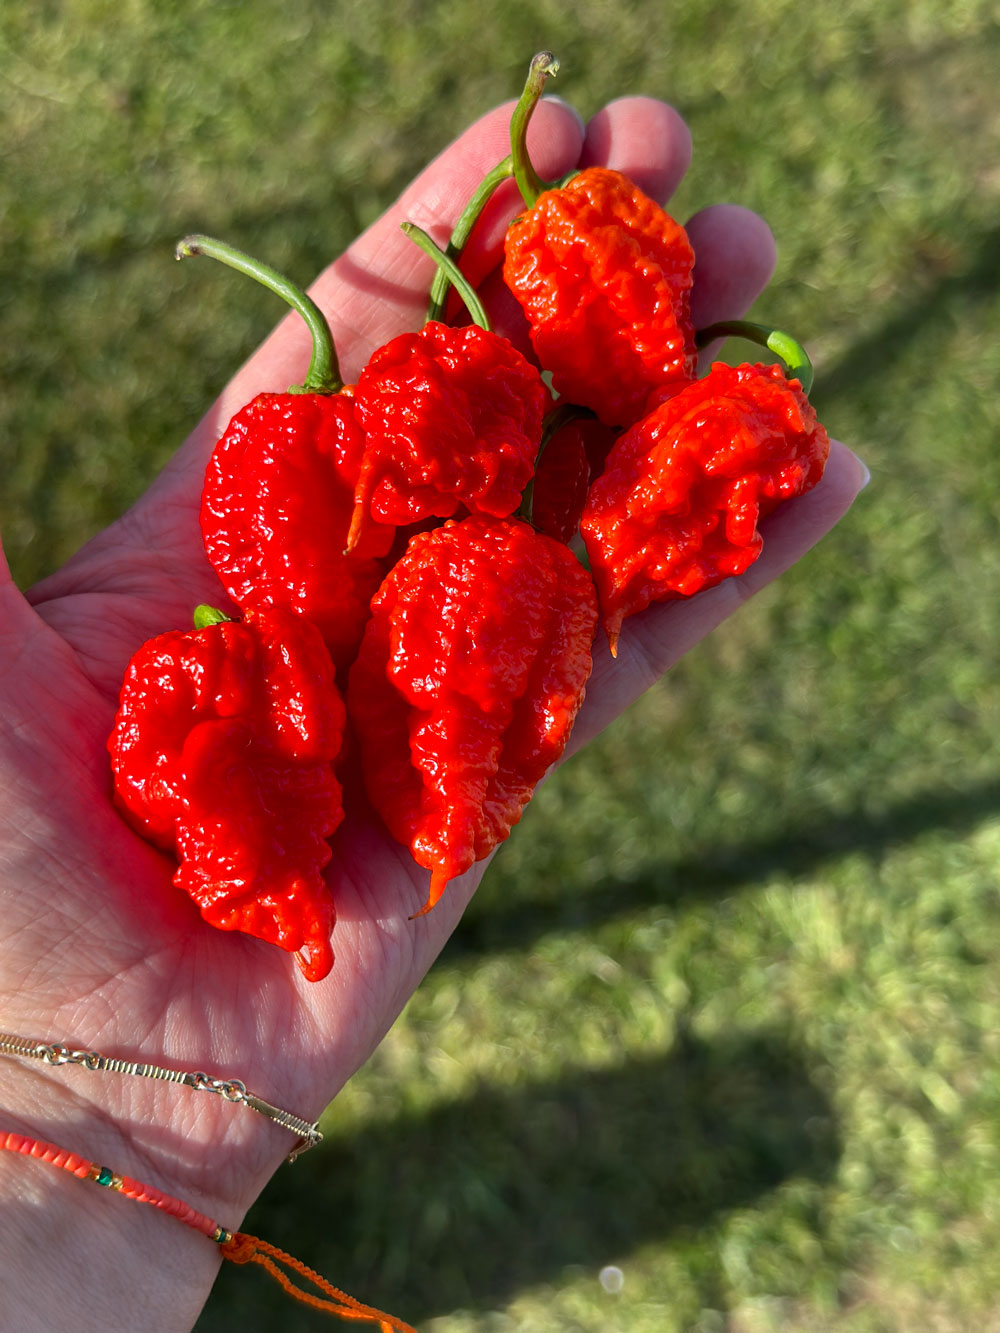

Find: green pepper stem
[695,320,814,395]
[426,155,515,323]
[192,604,232,629]
[401,222,491,332]
[175,234,343,395]
[510,51,560,208]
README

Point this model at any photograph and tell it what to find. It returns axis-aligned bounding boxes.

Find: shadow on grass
[814,218,1000,408]
[200,1027,839,1327]
[449,775,1000,960]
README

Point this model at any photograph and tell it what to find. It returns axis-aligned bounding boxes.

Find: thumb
[0,527,63,730]
[0,530,40,643]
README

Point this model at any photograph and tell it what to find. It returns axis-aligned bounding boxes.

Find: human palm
[0,94,864,1330]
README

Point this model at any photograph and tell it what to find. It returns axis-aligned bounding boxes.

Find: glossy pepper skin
[349,321,548,539]
[201,390,394,676]
[580,362,830,652]
[502,167,697,429]
[348,515,598,911]
[529,417,593,545]
[530,415,620,544]
[108,605,345,981]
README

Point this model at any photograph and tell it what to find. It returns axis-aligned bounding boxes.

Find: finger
[0,528,46,659]
[260,96,586,392]
[0,531,29,621]
[686,203,779,350]
[0,580,44,721]
[580,96,693,204]
[30,99,587,621]
[570,439,869,748]
[0,526,79,736]
[393,97,587,333]
[148,96,586,499]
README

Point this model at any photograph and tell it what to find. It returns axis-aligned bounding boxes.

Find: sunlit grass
[2,2,999,1328]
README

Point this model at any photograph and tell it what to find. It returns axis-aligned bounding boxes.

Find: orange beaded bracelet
[1,1129,415,1331]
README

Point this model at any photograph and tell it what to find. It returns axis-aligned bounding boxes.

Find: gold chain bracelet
[0,1031,322,1161]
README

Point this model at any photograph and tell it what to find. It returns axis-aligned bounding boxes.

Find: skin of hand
[0,94,867,1331]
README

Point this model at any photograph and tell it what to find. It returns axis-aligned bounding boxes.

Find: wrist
[0,1027,295,1225]
[0,1056,227,1333]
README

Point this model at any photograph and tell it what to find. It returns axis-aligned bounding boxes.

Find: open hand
[0,92,866,1332]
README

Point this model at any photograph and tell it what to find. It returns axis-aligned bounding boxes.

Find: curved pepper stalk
[509,51,561,208]
[176,234,343,395]
[177,231,395,673]
[695,320,815,394]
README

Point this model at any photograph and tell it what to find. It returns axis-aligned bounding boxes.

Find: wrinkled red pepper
[108,605,344,981]
[503,166,697,428]
[179,235,394,675]
[529,413,619,544]
[580,361,830,653]
[347,320,548,545]
[201,388,393,674]
[347,515,598,911]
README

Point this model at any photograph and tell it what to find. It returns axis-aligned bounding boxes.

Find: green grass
[3,1,1000,1328]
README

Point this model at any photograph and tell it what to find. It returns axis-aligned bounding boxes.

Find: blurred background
[3,1,999,1329]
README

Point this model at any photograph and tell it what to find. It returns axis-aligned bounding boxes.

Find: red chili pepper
[577,416,620,484]
[580,359,830,654]
[347,515,598,912]
[178,236,394,675]
[527,411,621,544]
[346,319,548,544]
[527,413,594,545]
[200,387,393,674]
[108,604,344,981]
[502,166,697,428]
